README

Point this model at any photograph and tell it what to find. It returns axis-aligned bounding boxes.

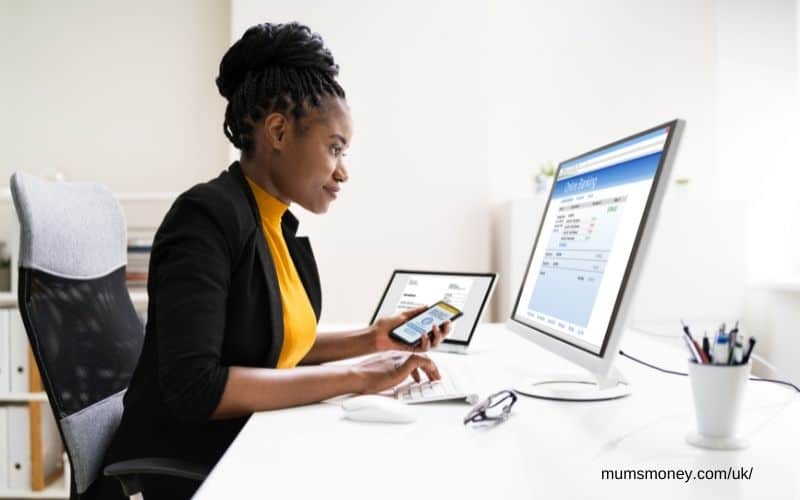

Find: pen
[680,320,709,364]
[695,339,709,364]
[702,333,711,362]
[733,340,743,364]
[727,320,739,365]
[713,331,729,365]
[680,319,693,338]
[742,337,756,364]
[680,320,704,362]
[728,329,737,365]
[683,336,701,363]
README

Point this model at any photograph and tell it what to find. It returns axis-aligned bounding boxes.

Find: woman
[103,21,451,499]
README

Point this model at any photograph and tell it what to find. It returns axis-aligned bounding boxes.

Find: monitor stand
[514,369,630,401]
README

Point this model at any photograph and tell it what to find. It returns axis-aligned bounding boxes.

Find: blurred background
[1,0,798,380]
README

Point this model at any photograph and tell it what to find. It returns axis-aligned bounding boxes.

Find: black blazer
[105,161,322,468]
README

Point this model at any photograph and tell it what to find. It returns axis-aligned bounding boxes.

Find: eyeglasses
[463,390,518,425]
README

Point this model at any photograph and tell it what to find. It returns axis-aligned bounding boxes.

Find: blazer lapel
[229,162,284,368]
[281,212,322,321]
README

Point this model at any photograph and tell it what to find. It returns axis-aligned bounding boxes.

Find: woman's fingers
[417,355,441,381]
[356,352,442,393]
[429,322,447,347]
[415,321,451,351]
[428,324,441,348]
[383,305,429,334]
[417,328,431,351]
[441,320,452,339]
[399,353,440,382]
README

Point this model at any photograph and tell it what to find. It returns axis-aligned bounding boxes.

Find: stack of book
[126,233,153,289]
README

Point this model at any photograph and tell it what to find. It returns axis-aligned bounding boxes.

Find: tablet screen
[371,271,496,345]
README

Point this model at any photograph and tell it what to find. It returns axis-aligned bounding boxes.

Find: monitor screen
[512,124,675,356]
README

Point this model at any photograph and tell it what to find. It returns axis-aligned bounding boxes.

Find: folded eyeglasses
[463,390,517,425]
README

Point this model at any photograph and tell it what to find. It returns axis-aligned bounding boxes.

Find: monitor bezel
[508,119,683,362]
[370,270,497,347]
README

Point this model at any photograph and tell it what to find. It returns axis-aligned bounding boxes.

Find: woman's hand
[371,305,452,353]
[350,351,441,394]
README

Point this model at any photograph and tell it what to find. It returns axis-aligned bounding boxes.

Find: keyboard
[393,372,479,405]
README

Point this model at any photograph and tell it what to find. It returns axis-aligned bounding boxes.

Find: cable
[618,350,688,377]
[748,377,800,393]
[618,350,800,393]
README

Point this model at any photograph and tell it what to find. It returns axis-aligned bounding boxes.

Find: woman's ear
[263,112,287,151]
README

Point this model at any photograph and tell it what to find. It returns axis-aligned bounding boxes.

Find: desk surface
[193,323,800,500]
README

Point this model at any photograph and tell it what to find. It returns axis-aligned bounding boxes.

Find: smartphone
[389,301,463,347]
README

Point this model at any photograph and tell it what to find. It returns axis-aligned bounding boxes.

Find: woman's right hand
[350,351,441,394]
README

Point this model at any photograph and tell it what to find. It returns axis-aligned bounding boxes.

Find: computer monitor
[506,120,684,401]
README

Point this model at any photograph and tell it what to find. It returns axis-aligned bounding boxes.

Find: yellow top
[245,177,317,368]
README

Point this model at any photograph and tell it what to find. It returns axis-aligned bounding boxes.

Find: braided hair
[216,22,346,158]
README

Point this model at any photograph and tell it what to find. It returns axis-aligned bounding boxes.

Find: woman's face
[264,96,353,214]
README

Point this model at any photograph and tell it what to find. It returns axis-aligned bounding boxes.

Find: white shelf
[0,473,68,499]
[128,289,148,309]
[0,290,147,310]
[114,192,178,201]
[0,392,48,403]
[0,291,15,308]
[0,187,178,203]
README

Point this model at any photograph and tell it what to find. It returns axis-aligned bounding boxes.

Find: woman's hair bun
[216,21,340,100]
[216,21,345,156]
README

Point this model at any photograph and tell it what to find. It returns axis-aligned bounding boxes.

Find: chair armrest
[104,458,211,496]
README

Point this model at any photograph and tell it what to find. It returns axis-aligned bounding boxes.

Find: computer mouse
[341,395,417,424]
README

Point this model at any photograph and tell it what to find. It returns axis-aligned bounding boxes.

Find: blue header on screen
[552,152,661,198]
[561,127,669,169]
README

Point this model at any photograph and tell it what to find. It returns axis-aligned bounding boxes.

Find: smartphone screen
[391,301,462,346]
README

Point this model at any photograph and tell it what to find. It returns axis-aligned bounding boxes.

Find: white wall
[0,0,231,290]
[231,0,491,324]
[717,0,800,383]
[0,0,230,228]
[714,0,800,280]
[487,0,718,203]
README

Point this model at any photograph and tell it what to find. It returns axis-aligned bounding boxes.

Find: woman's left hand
[371,305,452,353]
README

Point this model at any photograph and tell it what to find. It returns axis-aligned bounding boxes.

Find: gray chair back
[10,171,144,497]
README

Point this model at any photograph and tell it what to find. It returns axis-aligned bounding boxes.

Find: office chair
[10,171,209,499]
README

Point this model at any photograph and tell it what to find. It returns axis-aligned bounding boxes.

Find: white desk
[193,324,800,499]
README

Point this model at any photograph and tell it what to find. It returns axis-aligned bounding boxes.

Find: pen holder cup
[686,360,750,450]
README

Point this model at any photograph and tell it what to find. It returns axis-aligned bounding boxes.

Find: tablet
[370,270,497,353]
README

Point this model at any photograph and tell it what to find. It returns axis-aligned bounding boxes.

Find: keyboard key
[392,369,474,404]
